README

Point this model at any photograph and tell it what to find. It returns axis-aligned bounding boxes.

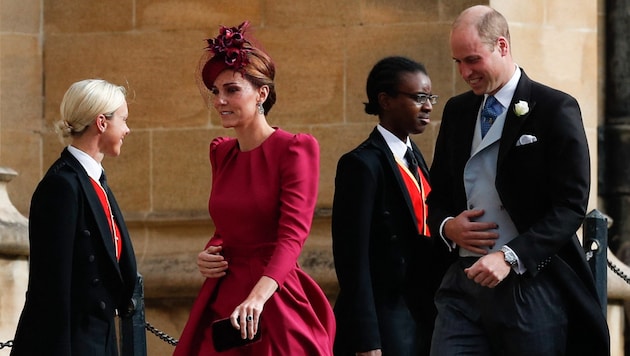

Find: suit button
[469,204,474,209]
[83,230,91,237]
[88,255,95,263]
[383,211,391,217]
[99,301,106,310]
[92,278,100,285]
[390,235,398,241]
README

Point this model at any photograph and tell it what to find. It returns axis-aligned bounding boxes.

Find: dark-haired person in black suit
[332,56,450,356]
[427,5,609,356]
[11,79,137,356]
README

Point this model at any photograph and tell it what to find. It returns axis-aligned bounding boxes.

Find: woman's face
[100,101,130,157]
[382,71,433,140]
[210,70,262,129]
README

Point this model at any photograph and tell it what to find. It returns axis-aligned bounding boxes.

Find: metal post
[120,273,147,356]
[582,209,608,315]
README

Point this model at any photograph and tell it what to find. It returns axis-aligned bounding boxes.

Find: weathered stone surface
[0,259,28,348]
[0,168,29,256]
[0,168,29,348]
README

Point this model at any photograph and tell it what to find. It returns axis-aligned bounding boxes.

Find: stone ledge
[140,244,339,302]
[0,167,29,256]
[123,208,333,226]
[128,209,339,302]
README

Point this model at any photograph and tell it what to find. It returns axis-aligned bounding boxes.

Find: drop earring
[257,102,265,115]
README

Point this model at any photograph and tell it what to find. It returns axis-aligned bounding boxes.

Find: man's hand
[444,209,499,254]
[464,251,511,288]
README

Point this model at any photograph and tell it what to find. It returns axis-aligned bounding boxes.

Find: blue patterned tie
[480,95,502,138]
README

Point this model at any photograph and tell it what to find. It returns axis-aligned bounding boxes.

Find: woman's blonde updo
[55,79,127,138]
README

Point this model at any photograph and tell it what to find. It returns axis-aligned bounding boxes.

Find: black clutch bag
[211,317,262,352]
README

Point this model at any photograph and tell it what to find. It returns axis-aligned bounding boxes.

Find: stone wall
[0,168,29,350]
[0,0,600,354]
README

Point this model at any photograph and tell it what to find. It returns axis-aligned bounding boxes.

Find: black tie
[99,171,108,193]
[405,147,420,183]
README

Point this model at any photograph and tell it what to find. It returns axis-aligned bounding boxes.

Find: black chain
[608,258,630,284]
[145,321,178,346]
[0,340,13,349]
[0,322,179,350]
[3,257,628,350]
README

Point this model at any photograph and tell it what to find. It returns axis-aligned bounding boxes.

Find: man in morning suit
[332,56,450,356]
[427,5,610,355]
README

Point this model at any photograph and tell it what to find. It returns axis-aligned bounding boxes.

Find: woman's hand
[197,245,228,278]
[230,276,279,339]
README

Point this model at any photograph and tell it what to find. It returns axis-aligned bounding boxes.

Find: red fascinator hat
[200,21,253,89]
[197,21,276,112]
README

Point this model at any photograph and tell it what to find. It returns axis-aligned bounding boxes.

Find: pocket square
[516,134,537,146]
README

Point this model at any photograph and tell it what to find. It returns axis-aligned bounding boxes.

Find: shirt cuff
[501,245,527,275]
[439,217,456,252]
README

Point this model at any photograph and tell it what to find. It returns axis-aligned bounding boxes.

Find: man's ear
[497,36,509,56]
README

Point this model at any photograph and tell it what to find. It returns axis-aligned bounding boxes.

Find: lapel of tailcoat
[62,149,123,277]
[498,70,536,171]
[368,128,429,236]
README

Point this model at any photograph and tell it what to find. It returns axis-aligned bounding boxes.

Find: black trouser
[430,257,567,356]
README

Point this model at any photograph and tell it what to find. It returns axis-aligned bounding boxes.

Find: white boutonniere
[513,100,529,116]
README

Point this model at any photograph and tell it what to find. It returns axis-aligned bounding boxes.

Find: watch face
[502,248,517,266]
[506,256,517,266]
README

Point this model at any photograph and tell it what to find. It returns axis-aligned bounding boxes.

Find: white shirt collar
[67,145,104,183]
[376,124,412,164]
[488,65,521,109]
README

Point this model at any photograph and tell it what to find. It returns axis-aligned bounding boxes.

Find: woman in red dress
[173,21,335,355]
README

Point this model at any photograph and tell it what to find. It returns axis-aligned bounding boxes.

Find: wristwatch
[500,246,518,268]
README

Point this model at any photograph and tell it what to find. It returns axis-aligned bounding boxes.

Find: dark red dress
[173,129,335,355]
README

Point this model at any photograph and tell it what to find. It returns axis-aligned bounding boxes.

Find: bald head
[453,5,511,50]
[453,5,492,28]
[449,5,514,95]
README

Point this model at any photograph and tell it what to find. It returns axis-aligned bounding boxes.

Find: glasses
[395,91,438,106]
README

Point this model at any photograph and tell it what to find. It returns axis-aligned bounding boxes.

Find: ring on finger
[246,315,253,322]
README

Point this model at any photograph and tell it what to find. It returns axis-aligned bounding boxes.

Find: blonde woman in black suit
[11,79,137,356]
